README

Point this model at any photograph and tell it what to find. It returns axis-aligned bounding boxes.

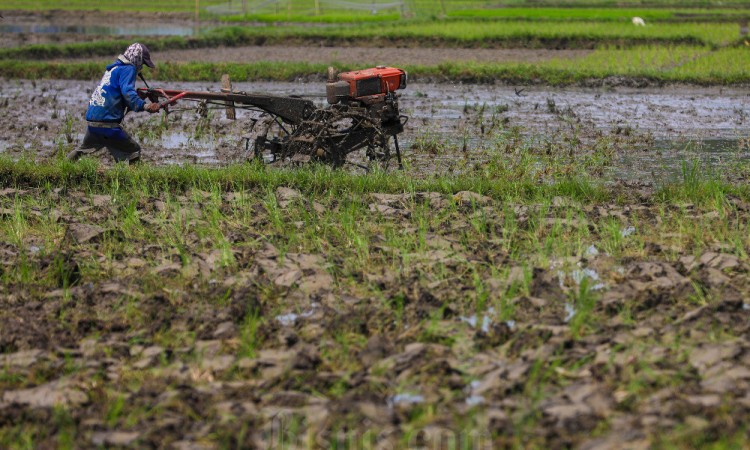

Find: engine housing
[327,66,407,105]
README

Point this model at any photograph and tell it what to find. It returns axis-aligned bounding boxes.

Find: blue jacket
[85,59,145,124]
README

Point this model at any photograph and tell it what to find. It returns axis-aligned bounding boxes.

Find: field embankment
[2,44,749,86]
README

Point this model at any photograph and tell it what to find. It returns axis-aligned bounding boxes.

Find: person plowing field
[67,43,160,164]
[135,65,408,170]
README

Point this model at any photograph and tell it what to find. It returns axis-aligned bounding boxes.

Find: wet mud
[2,183,750,447]
[0,79,748,183]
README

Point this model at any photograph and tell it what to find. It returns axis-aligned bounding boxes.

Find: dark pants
[70,126,141,163]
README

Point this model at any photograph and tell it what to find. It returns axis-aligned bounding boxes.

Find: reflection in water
[160,132,192,149]
[0,24,197,36]
[155,132,222,165]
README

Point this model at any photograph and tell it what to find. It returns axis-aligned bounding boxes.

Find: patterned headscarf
[121,43,155,72]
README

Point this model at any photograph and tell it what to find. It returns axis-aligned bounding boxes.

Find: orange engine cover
[337,66,407,98]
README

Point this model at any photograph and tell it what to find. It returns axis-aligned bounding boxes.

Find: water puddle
[160,132,192,149]
[193,149,220,161]
[0,24,198,36]
[405,85,749,138]
[156,132,224,164]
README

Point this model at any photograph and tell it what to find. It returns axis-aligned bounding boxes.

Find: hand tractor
[137,66,409,170]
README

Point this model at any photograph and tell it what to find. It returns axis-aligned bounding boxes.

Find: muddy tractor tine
[221,74,236,120]
[394,135,403,170]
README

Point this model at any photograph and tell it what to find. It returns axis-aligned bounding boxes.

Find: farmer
[68,43,161,164]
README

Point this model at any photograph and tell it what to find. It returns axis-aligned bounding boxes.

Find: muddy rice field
[1,79,749,179]
[2,68,750,448]
[4,170,750,448]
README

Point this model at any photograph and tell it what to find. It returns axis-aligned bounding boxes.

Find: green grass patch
[447,7,750,22]
[0,156,609,204]
[294,19,739,47]
[221,11,402,23]
[0,154,747,207]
